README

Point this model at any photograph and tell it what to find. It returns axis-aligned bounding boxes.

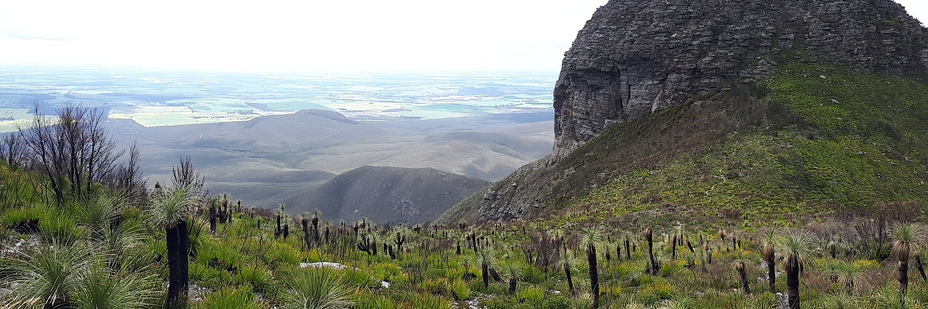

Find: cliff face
[553,0,928,156]
[439,0,928,223]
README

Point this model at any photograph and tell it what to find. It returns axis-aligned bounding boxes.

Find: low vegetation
[3,165,928,308]
[2,52,928,308]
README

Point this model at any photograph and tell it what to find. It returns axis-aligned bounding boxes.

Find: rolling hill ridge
[284,165,489,225]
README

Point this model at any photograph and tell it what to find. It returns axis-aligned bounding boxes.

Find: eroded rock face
[553,0,928,156]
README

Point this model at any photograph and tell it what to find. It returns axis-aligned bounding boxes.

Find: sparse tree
[108,142,146,205]
[586,229,600,308]
[148,161,204,309]
[892,223,923,307]
[645,228,658,275]
[18,103,126,204]
[1,132,27,168]
[763,230,777,293]
[780,230,816,309]
[171,155,205,191]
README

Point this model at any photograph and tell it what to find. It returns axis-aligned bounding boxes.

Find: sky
[0,0,926,74]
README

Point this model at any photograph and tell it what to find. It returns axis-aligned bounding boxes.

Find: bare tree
[83,107,122,192]
[20,103,68,205]
[0,133,27,168]
[106,141,146,205]
[172,156,206,193]
[19,103,127,204]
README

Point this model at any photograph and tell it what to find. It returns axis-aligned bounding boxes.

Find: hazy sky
[1,0,926,73]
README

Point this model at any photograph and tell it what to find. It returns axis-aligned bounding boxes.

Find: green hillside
[440,53,928,227]
[5,55,928,307]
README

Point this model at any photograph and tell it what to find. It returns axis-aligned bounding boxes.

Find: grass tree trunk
[645,228,657,275]
[208,205,217,233]
[736,261,751,295]
[301,218,311,250]
[625,237,630,260]
[899,259,909,307]
[166,224,183,309]
[482,261,490,289]
[508,277,517,294]
[179,220,190,303]
[765,246,776,292]
[564,260,574,295]
[588,242,600,309]
[786,255,800,309]
[916,254,927,282]
[275,214,281,238]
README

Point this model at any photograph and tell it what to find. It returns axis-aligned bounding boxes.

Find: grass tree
[734,260,751,295]
[585,228,600,309]
[560,248,575,295]
[762,230,776,293]
[916,252,928,282]
[834,260,862,294]
[75,193,126,240]
[780,230,816,309]
[644,227,658,275]
[503,261,521,294]
[816,292,859,309]
[71,258,160,309]
[282,268,353,309]
[7,239,90,308]
[892,223,923,307]
[478,247,494,289]
[148,183,203,309]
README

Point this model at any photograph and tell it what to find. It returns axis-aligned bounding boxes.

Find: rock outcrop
[553,0,928,156]
[439,0,928,223]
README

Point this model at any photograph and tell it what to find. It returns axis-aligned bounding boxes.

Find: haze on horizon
[0,0,609,74]
[3,0,925,74]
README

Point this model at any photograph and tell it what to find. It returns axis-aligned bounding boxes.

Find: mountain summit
[553,0,928,157]
[439,0,928,224]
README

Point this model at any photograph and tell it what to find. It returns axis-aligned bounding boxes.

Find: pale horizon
[0,0,609,74]
[1,0,926,74]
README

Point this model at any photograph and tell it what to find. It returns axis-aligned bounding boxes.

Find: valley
[0,69,555,223]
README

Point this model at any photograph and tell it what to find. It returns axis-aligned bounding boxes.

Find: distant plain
[0,67,555,209]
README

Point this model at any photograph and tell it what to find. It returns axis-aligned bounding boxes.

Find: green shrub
[2,206,49,232]
[280,267,353,309]
[543,295,572,309]
[479,296,514,309]
[520,264,544,284]
[197,238,243,268]
[516,286,545,305]
[39,215,84,246]
[410,293,452,309]
[264,242,302,267]
[450,279,472,300]
[238,262,272,293]
[194,286,263,309]
[342,268,382,289]
[635,280,672,305]
[352,292,396,309]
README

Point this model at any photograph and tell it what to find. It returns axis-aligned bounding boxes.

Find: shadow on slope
[284,166,490,225]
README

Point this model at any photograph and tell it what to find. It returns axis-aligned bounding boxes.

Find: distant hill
[106,109,552,209]
[284,166,489,225]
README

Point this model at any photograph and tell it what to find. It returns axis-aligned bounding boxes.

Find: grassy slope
[441,55,928,227]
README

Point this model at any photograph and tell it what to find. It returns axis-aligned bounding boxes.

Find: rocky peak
[553,0,928,157]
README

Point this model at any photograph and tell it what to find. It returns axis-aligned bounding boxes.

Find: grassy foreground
[2,54,928,308]
[2,169,928,308]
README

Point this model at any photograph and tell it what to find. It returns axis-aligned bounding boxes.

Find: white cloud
[0,0,607,73]
[2,0,924,73]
